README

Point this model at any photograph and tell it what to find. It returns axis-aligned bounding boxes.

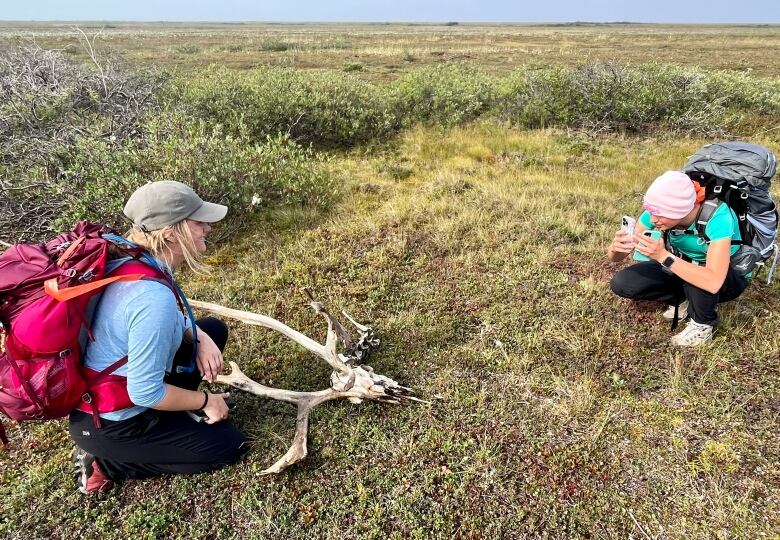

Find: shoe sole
[671,338,711,346]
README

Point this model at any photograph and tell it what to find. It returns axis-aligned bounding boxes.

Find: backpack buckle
[713,185,723,194]
[740,191,748,200]
[81,392,92,404]
[59,348,71,358]
[79,270,95,282]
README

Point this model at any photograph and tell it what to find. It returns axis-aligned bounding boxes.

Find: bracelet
[199,390,209,411]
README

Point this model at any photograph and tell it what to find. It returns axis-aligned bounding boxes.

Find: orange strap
[44,274,147,302]
[692,181,706,204]
[56,236,86,266]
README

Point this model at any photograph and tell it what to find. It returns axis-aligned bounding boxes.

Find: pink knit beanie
[642,170,695,219]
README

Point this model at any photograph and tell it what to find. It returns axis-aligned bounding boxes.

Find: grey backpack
[683,141,778,281]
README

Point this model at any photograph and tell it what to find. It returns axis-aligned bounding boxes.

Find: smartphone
[632,230,662,261]
[621,215,636,236]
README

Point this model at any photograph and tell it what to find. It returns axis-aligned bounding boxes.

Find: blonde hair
[125,220,209,274]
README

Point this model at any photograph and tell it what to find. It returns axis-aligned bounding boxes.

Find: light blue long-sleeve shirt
[83,258,192,421]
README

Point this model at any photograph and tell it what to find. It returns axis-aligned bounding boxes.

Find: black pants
[610,261,749,326]
[69,317,247,482]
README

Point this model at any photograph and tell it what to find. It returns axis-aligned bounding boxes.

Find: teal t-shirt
[638,203,741,264]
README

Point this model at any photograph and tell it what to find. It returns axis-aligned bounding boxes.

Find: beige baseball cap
[123,181,228,231]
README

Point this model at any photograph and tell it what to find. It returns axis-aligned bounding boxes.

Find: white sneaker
[663,300,689,321]
[670,320,713,347]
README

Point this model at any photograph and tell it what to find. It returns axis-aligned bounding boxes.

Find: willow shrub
[49,115,334,234]
[177,66,395,148]
[496,62,780,134]
[179,62,780,146]
[388,64,497,128]
[179,64,498,147]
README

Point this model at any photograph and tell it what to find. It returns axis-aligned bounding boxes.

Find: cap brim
[188,201,228,223]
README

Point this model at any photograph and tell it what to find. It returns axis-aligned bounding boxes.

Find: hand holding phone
[632,230,662,261]
[610,216,637,255]
[621,215,636,236]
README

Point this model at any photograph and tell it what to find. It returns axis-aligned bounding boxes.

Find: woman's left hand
[633,232,668,262]
[195,329,223,382]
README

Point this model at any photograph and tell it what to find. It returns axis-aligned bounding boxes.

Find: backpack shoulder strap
[110,260,170,288]
[694,199,722,243]
[110,260,186,312]
[109,259,198,375]
[665,200,720,259]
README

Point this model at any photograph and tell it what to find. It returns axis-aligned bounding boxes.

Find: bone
[190,295,415,473]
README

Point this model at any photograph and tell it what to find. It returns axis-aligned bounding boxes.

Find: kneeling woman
[608,170,749,347]
[70,181,247,494]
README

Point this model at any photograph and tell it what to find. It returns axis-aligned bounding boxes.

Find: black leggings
[69,317,247,482]
[610,261,749,326]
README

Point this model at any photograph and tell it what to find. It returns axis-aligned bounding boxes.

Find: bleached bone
[188,293,414,474]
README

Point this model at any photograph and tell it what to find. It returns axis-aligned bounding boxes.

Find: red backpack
[0,222,173,444]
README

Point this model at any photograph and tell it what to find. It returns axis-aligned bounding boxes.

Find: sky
[0,0,778,24]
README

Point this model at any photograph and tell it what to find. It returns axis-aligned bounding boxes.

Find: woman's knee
[216,426,248,465]
[610,270,636,298]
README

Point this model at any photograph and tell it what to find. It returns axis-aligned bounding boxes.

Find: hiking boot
[663,300,689,321]
[72,447,113,494]
[670,320,713,347]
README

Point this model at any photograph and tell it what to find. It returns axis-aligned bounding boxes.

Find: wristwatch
[662,254,676,268]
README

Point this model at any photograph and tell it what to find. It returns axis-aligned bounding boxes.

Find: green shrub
[389,64,497,128]
[342,61,364,72]
[495,62,780,134]
[259,41,292,52]
[178,66,395,147]
[310,40,352,50]
[0,114,334,241]
[173,44,200,55]
[698,69,780,116]
[51,115,334,232]
[177,62,779,148]
[496,65,577,128]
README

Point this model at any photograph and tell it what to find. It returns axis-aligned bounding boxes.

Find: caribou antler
[188,292,417,474]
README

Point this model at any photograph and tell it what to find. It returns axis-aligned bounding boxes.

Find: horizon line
[1,20,778,26]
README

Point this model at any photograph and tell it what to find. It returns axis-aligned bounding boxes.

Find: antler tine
[341,309,370,333]
[216,360,248,386]
[300,289,354,384]
[261,401,313,474]
[303,287,353,347]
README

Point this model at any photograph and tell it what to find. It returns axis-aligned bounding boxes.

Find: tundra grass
[1,23,779,78]
[1,125,779,539]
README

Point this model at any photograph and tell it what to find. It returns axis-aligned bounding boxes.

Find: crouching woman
[607,171,749,347]
[70,181,247,494]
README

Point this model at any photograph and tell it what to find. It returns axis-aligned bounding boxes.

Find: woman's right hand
[610,229,637,254]
[202,392,231,424]
[607,229,637,261]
